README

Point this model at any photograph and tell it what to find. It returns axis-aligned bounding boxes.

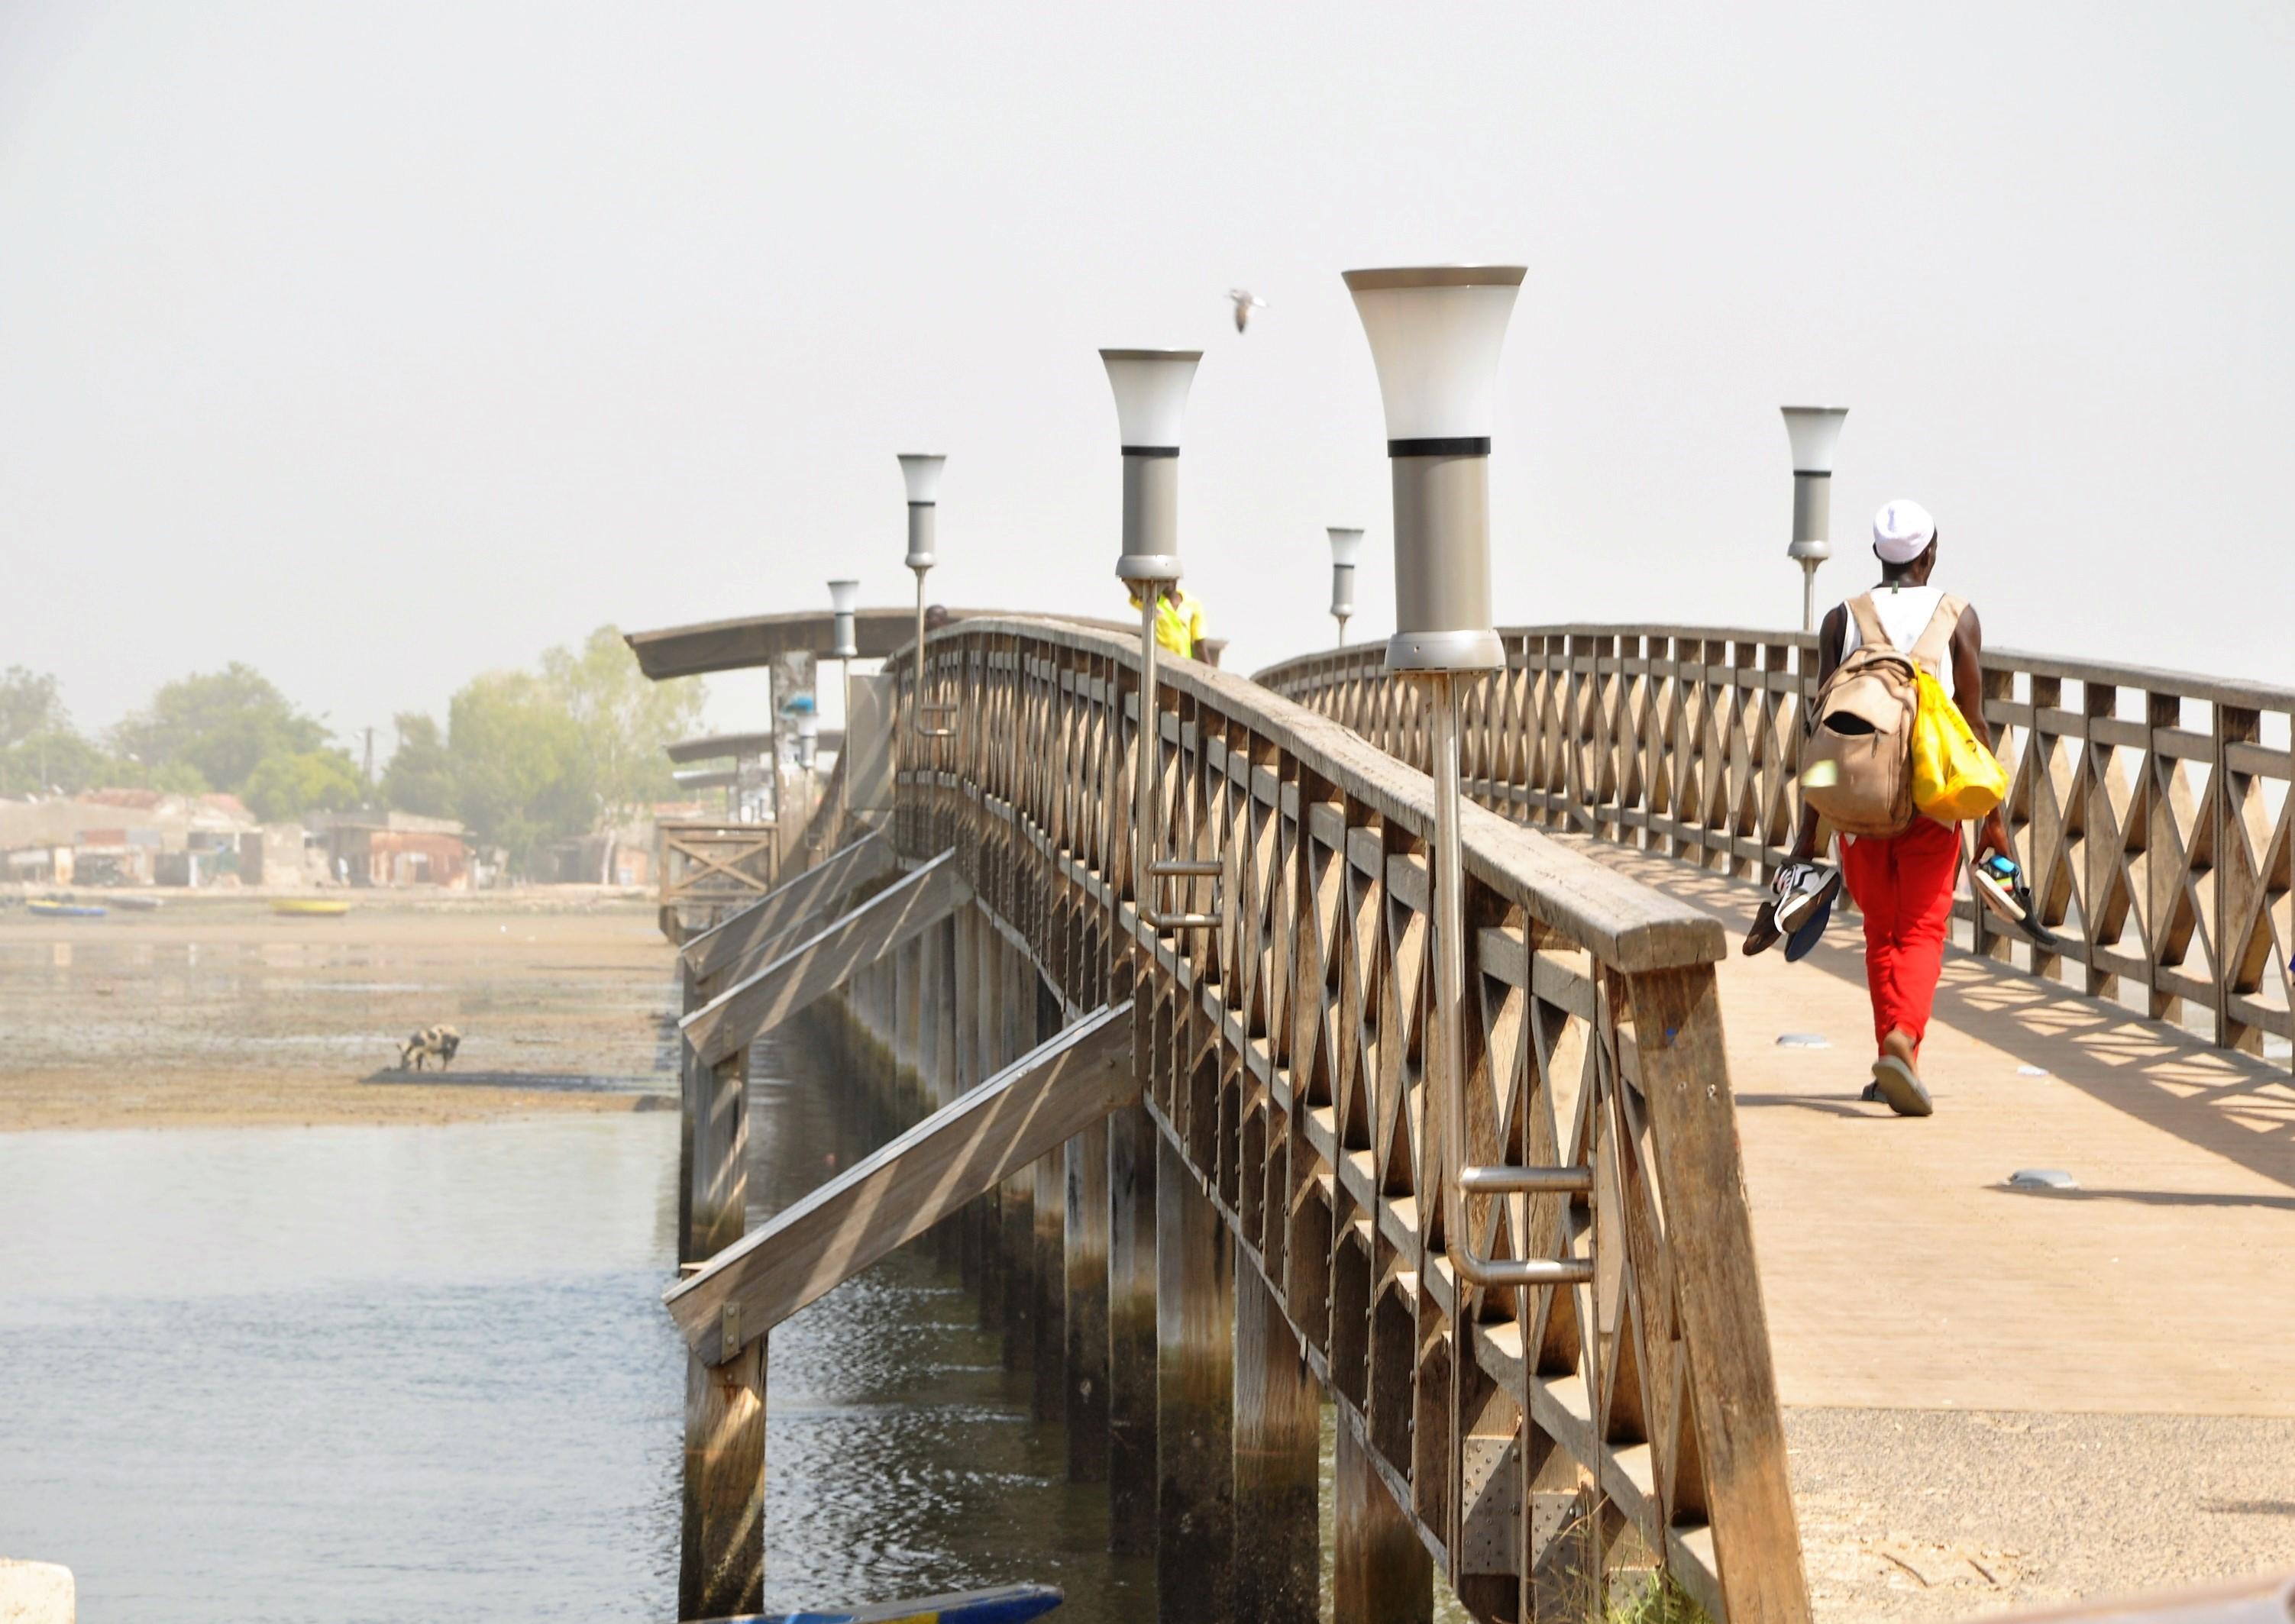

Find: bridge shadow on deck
[1574,838,2295,1193]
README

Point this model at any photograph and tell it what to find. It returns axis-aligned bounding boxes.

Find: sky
[3,2,2290,752]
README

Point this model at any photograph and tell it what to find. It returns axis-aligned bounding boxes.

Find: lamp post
[1345,264,1591,1293]
[898,455,957,742]
[1101,347,1217,932]
[1327,526,1364,646]
[827,578,859,822]
[1781,406,1847,633]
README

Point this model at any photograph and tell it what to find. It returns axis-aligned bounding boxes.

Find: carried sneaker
[1972,854,2061,951]
[1776,865,1842,963]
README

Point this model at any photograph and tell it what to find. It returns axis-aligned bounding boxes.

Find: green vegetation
[1605,1574,1708,1624]
[4,629,708,878]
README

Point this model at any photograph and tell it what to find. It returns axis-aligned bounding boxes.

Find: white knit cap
[1873,499,1935,564]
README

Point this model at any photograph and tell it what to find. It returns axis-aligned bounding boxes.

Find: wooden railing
[1258,628,2295,1067]
[892,616,1807,1622]
[658,815,780,940]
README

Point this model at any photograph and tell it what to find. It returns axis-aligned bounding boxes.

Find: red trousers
[1839,816,1961,1055]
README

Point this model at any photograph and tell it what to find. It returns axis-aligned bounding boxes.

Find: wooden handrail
[1256,624,2295,1068]
[887,615,1804,1622]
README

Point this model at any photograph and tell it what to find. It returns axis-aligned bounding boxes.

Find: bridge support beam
[1233,1263,1318,1624]
[1335,1406,1432,1624]
[1107,1091,1159,1554]
[1063,1113,1110,1482]
[678,1332,765,1619]
[1032,1148,1065,1419]
[1156,1135,1234,1624]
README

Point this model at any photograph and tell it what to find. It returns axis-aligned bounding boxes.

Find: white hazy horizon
[4,2,2290,751]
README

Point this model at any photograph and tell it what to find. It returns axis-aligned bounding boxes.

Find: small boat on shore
[28,897,107,919]
[111,894,163,912]
[700,1584,1063,1624]
[272,898,351,918]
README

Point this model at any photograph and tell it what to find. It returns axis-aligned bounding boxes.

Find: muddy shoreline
[0,896,680,1132]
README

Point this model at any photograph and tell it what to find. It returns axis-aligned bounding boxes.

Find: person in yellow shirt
[1126,582,1208,660]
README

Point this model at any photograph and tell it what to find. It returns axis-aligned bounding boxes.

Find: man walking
[1775,500,2012,1117]
[1126,580,1208,661]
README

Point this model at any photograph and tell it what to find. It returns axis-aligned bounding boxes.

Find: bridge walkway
[1566,836,2295,1618]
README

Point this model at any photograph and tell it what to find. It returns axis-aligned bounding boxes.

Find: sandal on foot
[1869,1054,1933,1118]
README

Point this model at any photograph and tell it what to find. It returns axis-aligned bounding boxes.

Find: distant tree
[379,712,457,817]
[111,663,329,795]
[242,748,365,822]
[0,729,109,796]
[0,667,69,751]
[542,625,705,822]
[541,625,705,880]
[446,671,595,877]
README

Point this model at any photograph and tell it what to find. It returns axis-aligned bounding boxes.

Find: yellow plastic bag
[1911,668,2006,822]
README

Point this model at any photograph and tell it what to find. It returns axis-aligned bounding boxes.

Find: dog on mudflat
[398,1025,463,1071]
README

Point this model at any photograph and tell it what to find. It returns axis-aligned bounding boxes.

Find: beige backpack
[1802,592,1965,838]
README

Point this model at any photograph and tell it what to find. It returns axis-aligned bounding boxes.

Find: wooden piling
[1032,1148,1065,1421]
[1064,1112,1111,1482]
[1234,1263,1318,1624]
[679,1334,767,1619]
[1156,1135,1234,1623]
[1335,1406,1431,1624]
[1106,1096,1159,1554]
[687,1048,747,1264]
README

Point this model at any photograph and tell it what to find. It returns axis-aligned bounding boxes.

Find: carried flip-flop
[1776,864,1842,963]
[1746,862,1834,957]
[1971,854,2061,951]
[1741,897,1784,957]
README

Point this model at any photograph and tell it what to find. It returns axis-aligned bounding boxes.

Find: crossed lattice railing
[1257,628,2295,1068]
[888,615,1807,1621]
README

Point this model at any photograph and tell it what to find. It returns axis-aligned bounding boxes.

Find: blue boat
[700,1583,1063,1624]
[27,896,107,919]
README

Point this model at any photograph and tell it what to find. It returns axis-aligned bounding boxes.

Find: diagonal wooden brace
[680,831,899,993]
[667,999,1137,1364]
[681,849,973,1069]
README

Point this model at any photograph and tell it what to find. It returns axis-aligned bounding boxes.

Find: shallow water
[0,1030,1157,1622]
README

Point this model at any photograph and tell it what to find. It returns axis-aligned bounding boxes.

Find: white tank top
[1838,583,1948,657]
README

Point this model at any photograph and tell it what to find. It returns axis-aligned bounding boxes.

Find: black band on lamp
[1388,437,1492,458]
[1120,445,1181,459]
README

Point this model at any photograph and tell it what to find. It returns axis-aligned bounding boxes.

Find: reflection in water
[0,1016,1449,1623]
[750,1047,1152,1624]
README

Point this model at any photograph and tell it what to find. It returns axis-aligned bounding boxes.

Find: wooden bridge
[642,607,2294,1624]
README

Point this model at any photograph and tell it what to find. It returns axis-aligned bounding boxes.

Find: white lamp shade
[1099,350,1202,450]
[1343,267,1526,444]
[1781,407,1848,475]
[826,580,860,615]
[898,454,947,504]
[1327,527,1365,567]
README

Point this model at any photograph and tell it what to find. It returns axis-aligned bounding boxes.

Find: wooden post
[676,959,701,1266]
[1107,1095,1159,1554]
[1335,1405,1431,1624]
[688,1048,747,1264]
[1233,1263,1318,1624]
[1156,1135,1234,1624]
[1064,1112,1111,1482]
[935,912,960,1106]
[679,1334,766,1619]
[1032,1148,1066,1421]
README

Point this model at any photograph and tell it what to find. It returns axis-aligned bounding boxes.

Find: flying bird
[1228,289,1266,333]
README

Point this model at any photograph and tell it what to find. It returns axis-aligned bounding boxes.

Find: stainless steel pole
[1135,587,1160,909]
[1428,672,1468,1260]
[915,567,929,732]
